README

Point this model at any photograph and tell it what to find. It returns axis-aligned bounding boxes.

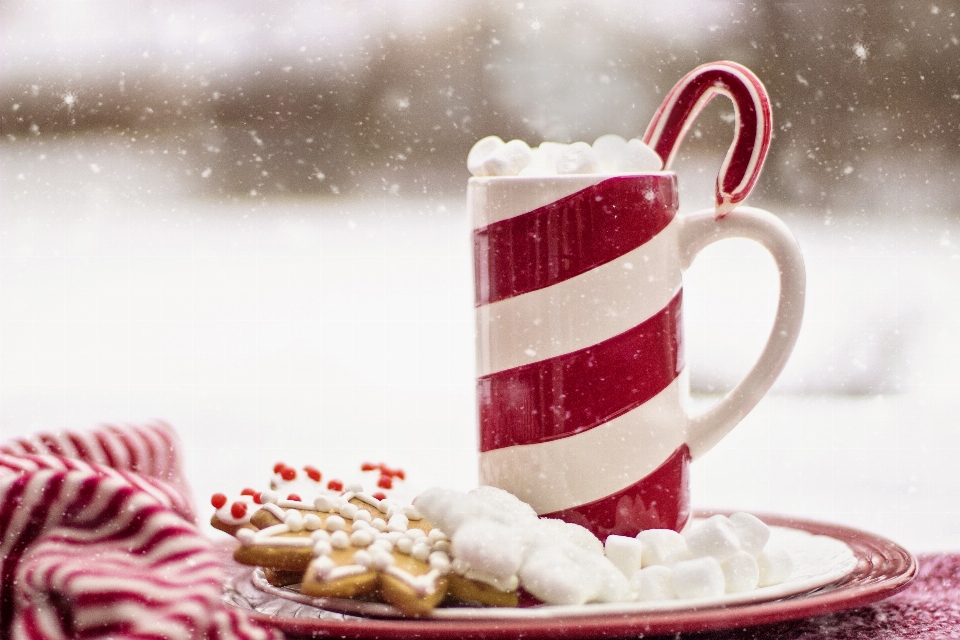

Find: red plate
[222,511,916,639]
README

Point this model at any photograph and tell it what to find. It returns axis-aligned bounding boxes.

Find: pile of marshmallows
[609,512,793,602]
[467,135,664,178]
[414,487,791,606]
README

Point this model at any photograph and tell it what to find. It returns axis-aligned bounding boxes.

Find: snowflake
[853,42,869,62]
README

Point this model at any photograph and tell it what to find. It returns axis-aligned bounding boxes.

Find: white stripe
[0,472,57,555]
[101,429,132,470]
[75,601,196,640]
[479,372,689,514]
[469,174,609,228]
[477,216,682,376]
[119,424,151,474]
[72,430,109,467]
[28,608,65,640]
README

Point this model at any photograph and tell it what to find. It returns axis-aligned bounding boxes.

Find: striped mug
[471,62,805,540]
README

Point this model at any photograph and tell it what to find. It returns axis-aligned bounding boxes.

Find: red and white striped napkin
[0,422,279,640]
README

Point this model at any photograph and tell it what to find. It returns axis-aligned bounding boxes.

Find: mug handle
[677,205,806,459]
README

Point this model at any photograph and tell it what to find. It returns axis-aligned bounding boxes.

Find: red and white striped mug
[471,62,805,540]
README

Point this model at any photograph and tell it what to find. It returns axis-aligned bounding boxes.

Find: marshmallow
[520,543,631,605]
[631,565,676,602]
[729,512,771,557]
[622,138,664,172]
[556,141,603,174]
[413,488,502,533]
[604,535,644,577]
[538,142,570,172]
[479,139,534,176]
[684,515,741,562]
[636,529,688,567]
[722,550,760,593]
[518,146,553,177]
[468,135,661,176]
[530,518,604,556]
[451,519,524,580]
[592,134,629,172]
[671,557,725,600]
[467,486,540,523]
[662,546,694,566]
[757,545,793,587]
[467,135,505,176]
[518,545,595,605]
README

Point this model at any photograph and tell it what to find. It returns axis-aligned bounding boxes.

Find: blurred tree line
[2,1,958,214]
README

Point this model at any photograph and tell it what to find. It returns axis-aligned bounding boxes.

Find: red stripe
[38,434,66,457]
[474,174,677,306]
[479,292,683,452]
[14,438,39,455]
[542,444,691,540]
[93,430,120,470]
[66,433,94,465]
[107,424,143,474]
[0,475,30,637]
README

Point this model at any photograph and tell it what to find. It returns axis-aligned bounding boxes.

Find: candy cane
[643,61,772,217]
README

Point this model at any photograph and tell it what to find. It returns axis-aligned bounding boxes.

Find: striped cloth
[0,422,278,640]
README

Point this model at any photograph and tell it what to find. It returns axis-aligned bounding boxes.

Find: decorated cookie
[212,462,516,616]
[209,491,259,536]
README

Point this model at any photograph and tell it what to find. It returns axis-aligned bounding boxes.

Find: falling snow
[853,42,869,62]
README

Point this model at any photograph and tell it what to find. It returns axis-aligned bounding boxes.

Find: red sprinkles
[230,501,248,519]
[211,493,228,509]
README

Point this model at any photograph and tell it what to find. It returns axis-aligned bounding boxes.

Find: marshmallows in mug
[468,135,664,177]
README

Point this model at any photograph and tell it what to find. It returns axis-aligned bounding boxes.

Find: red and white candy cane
[643,61,772,217]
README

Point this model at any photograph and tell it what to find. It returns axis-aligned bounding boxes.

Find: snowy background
[3,1,960,552]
